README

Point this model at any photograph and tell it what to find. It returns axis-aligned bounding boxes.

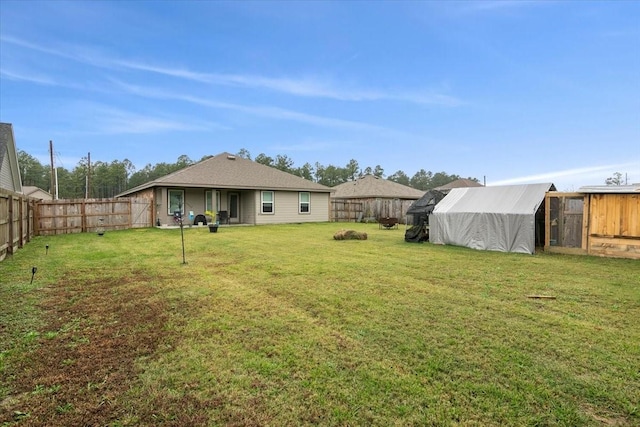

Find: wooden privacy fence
[0,189,36,261]
[35,198,152,236]
[331,200,364,222]
[331,198,415,223]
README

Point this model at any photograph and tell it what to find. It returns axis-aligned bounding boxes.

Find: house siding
[0,153,13,191]
[123,186,330,226]
[242,191,256,225]
[255,191,329,225]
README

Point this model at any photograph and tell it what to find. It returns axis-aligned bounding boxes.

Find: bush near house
[1,224,638,426]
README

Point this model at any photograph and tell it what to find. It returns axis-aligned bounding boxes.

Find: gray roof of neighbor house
[434,178,483,192]
[117,152,332,196]
[23,186,53,199]
[331,174,424,199]
[0,123,23,193]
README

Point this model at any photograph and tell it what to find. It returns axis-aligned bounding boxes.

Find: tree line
[18,148,478,199]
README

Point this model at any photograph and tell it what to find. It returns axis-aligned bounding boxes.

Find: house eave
[117,182,332,196]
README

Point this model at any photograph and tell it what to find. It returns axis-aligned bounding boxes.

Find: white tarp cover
[430,183,554,254]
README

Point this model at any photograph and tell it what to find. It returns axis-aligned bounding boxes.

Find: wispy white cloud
[96,109,215,135]
[110,79,400,133]
[116,59,463,106]
[0,68,57,86]
[491,162,640,187]
[56,102,224,135]
[2,36,463,106]
[0,35,110,69]
[462,0,544,12]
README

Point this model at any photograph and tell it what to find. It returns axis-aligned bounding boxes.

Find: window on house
[261,191,274,214]
[168,189,184,215]
[299,192,310,213]
[205,190,213,213]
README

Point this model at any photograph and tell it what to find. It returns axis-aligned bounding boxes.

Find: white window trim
[261,190,275,214]
[299,192,310,214]
[168,189,185,215]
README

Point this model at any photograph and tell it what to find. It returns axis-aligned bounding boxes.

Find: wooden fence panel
[589,194,640,238]
[36,198,150,236]
[331,200,363,222]
[0,192,9,260]
[0,189,35,261]
[1,194,150,262]
[331,198,416,223]
[130,198,152,228]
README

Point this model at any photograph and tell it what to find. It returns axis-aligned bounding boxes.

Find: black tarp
[405,189,445,242]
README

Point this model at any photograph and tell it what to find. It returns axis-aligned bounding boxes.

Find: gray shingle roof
[118,152,331,196]
[434,178,483,191]
[331,175,424,199]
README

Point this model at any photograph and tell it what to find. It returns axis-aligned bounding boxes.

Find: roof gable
[119,152,331,196]
[331,175,424,199]
[0,123,23,193]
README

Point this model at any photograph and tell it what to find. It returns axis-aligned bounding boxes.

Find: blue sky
[1,0,638,191]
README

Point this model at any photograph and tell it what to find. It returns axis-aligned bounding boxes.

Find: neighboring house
[545,184,640,260]
[331,174,424,222]
[23,186,53,201]
[430,183,555,254]
[116,152,333,226]
[433,178,483,194]
[0,123,23,194]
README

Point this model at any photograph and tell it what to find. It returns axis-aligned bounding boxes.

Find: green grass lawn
[1,223,639,426]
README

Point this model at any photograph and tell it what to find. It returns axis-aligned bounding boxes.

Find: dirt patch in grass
[0,273,210,426]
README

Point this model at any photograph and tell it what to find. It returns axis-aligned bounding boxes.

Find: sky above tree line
[1,1,638,191]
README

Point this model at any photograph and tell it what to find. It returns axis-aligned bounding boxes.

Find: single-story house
[23,186,53,201]
[433,178,483,194]
[116,152,333,226]
[331,175,424,222]
[545,185,640,259]
[430,183,555,254]
[0,123,23,194]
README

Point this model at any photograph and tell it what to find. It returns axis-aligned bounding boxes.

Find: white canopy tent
[430,183,554,254]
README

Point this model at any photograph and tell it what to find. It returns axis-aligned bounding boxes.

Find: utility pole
[86,152,91,198]
[49,140,56,198]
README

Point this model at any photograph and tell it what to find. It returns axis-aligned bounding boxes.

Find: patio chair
[218,210,229,224]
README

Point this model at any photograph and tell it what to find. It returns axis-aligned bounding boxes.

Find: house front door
[229,193,239,223]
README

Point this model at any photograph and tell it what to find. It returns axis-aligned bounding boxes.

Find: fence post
[34,200,40,236]
[8,194,14,255]
[26,199,33,241]
[18,196,24,248]
[81,200,86,232]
